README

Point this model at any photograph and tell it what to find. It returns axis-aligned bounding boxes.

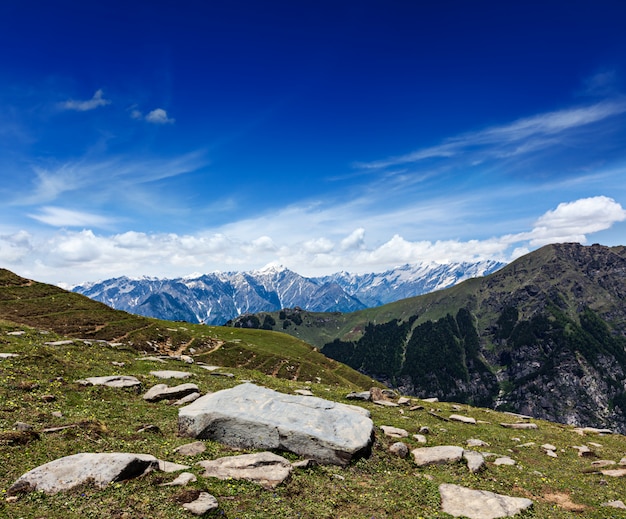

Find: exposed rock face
[8,453,159,495]
[178,383,374,466]
[439,483,533,518]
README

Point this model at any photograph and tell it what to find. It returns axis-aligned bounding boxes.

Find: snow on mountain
[72,260,505,325]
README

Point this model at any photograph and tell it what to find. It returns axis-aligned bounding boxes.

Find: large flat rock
[439,483,533,519]
[8,453,159,495]
[178,383,374,466]
[198,452,292,489]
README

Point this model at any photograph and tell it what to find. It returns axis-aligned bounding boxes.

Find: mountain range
[227,243,626,433]
[71,260,504,325]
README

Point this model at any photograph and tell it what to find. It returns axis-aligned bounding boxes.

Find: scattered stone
[572,445,595,457]
[397,397,411,405]
[179,383,374,466]
[136,356,167,363]
[620,457,626,465]
[172,392,202,406]
[292,459,318,469]
[0,352,19,359]
[136,424,161,434]
[466,438,489,447]
[504,411,533,420]
[174,441,207,456]
[413,434,427,444]
[44,340,74,346]
[14,421,33,431]
[158,460,191,473]
[374,399,400,407]
[346,391,371,401]
[294,389,314,396]
[150,370,192,379]
[389,442,409,458]
[198,365,222,371]
[198,452,292,489]
[602,500,626,509]
[545,450,558,458]
[182,492,219,515]
[573,427,613,435]
[143,383,199,402]
[412,446,464,467]
[160,472,197,487]
[380,425,409,438]
[42,425,78,434]
[600,468,626,477]
[423,397,439,403]
[7,453,159,495]
[591,460,616,467]
[517,442,535,448]
[541,444,556,451]
[500,422,538,430]
[409,405,424,411]
[588,442,602,448]
[451,404,462,411]
[179,355,194,364]
[210,372,235,378]
[51,411,63,418]
[419,426,430,434]
[77,375,141,388]
[463,450,485,473]
[439,483,533,519]
[493,456,516,466]
[6,331,25,336]
[450,414,476,424]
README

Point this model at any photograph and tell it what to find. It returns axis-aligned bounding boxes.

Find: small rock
[493,457,516,466]
[210,372,234,378]
[174,441,206,456]
[198,365,222,371]
[150,370,192,379]
[389,442,409,458]
[591,460,616,467]
[51,411,63,418]
[380,425,409,438]
[619,457,626,465]
[422,397,439,403]
[373,400,399,407]
[602,500,626,509]
[572,445,595,457]
[413,434,427,444]
[500,422,537,430]
[14,422,33,431]
[541,444,556,451]
[600,468,626,477]
[137,424,161,434]
[198,452,292,489]
[294,389,314,396]
[439,483,533,519]
[111,361,125,367]
[143,383,199,402]
[160,472,197,487]
[0,352,19,358]
[172,392,202,406]
[346,391,371,401]
[158,460,191,473]
[182,492,219,515]
[463,450,485,473]
[412,446,464,466]
[409,405,424,411]
[292,459,318,469]
[466,438,489,447]
[419,426,430,434]
[518,442,535,448]
[545,450,558,458]
[397,397,410,405]
[450,414,476,424]
[77,375,141,388]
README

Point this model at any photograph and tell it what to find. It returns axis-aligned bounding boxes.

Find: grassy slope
[1,267,626,518]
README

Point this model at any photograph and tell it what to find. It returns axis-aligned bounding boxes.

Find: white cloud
[60,89,111,111]
[0,231,33,263]
[358,100,626,170]
[28,207,115,228]
[340,228,366,251]
[145,108,175,124]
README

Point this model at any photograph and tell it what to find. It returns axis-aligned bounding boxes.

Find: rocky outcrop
[178,383,374,466]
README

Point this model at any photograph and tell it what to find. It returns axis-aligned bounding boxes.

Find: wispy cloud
[357,100,626,170]
[60,89,111,112]
[28,207,116,228]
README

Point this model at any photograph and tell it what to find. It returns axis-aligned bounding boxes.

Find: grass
[2,321,626,518]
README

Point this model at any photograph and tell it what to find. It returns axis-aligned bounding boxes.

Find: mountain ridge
[71,260,504,325]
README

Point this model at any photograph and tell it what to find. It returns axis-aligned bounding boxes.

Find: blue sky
[1,1,626,285]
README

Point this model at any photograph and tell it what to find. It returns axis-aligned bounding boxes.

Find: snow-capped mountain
[72,260,505,325]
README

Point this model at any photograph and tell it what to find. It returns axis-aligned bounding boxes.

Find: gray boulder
[439,483,533,518]
[179,383,374,466]
[8,453,158,495]
[182,492,219,515]
[198,452,292,489]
